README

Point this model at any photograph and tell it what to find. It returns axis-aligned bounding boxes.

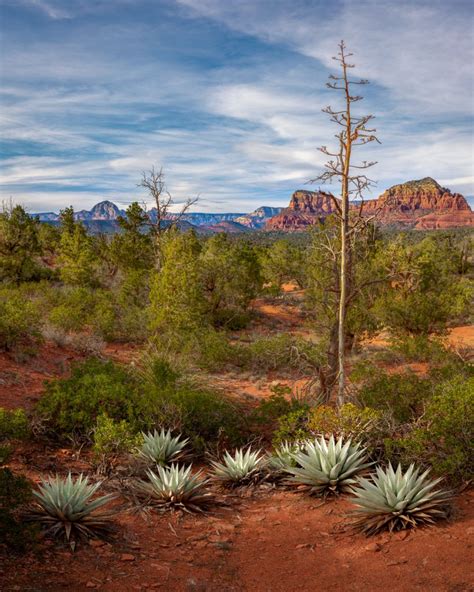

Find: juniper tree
[57,206,97,286]
[0,202,42,283]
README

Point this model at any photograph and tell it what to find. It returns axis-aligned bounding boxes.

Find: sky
[0,0,473,213]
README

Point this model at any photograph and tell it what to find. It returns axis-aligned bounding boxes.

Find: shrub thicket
[0,290,41,351]
[36,356,246,451]
[387,376,474,483]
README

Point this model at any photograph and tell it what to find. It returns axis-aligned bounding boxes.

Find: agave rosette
[138,429,188,466]
[285,435,372,496]
[351,463,452,535]
[137,464,212,512]
[211,447,267,486]
[27,473,116,549]
[267,441,303,473]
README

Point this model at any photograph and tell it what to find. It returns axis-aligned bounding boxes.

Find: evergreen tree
[0,203,42,283]
[200,234,261,325]
[110,202,154,272]
[57,207,97,286]
[148,230,206,333]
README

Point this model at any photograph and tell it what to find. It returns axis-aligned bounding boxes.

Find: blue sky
[0,0,473,213]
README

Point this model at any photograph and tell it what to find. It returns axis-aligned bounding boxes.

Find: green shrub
[251,385,308,435]
[388,335,453,363]
[0,290,41,351]
[273,408,311,445]
[147,384,245,453]
[0,468,36,552]
[272,402,391,457]
[36,358,141,439]
[354,365,432,422]
[36,356,246,451]
[48,287,95,333]
[139,354,247,451]
[242,334,323,374]
[92,414,141,472]
[389,376,474,483]
[195,330,241,372]
[0,408,29,441]
[307,403,386,438]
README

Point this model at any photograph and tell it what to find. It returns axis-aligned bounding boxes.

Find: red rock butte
[266,177,474,231]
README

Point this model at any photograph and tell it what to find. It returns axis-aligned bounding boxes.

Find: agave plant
[26,473,115,549]
[285,435,372,496]
[211,447,266,486]
[136,464,212,512]
[137,429,188,466]
[267,441,303,473]
[351,463,452,535]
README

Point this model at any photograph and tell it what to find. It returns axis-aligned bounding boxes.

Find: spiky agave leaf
[285,435,372,496]
[136,464,212,512]
[138,429,188,466]
[351,463,452,535]
[267,441,303,473]
[211,447,266,486]
[26,473,116,549]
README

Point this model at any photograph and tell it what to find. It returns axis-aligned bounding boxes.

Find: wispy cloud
[0,0,472,213]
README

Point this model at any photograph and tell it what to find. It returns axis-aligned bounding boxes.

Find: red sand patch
[2,487,472,591]
[0,343,84,410]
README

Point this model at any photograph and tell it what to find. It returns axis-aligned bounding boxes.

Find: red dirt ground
[1,486,473,591]
[1,298,473,591]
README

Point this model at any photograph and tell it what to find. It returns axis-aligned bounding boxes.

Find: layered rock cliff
[266,179,474,231]
[266,190,338,231]
[362,177,473,228]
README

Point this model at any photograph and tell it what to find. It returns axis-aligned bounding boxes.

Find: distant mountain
[34,201,275,234]
[33,183,473,234]
[362,177,474,229]
[265,179,474,231]
[235,206,283,229]
[75,200,125,221]
[205,220,252,233]
[35,200,126,222]
[35,212,59,222]
[171,212,245,226]
[266,190,337,231]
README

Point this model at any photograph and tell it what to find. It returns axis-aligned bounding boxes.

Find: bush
[388,376,474,483]
[0,468,36,552]
[250,385,309,437]
[36,358,141,439]
[387,335,454,364]
[307,403,385,438]
[195,330,240,372]
[272,403,391,457]
[36,355,246,451]
[48,287,95,333]
[242,334,323,374]
[140,356,246,452]
[354,365,433,422]
[273,408,311,445]
[92,413,141,472]
[0,290,41,351]
[0,408,29,441]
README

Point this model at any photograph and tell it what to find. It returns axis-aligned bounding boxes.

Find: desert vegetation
[0,42,473,592]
